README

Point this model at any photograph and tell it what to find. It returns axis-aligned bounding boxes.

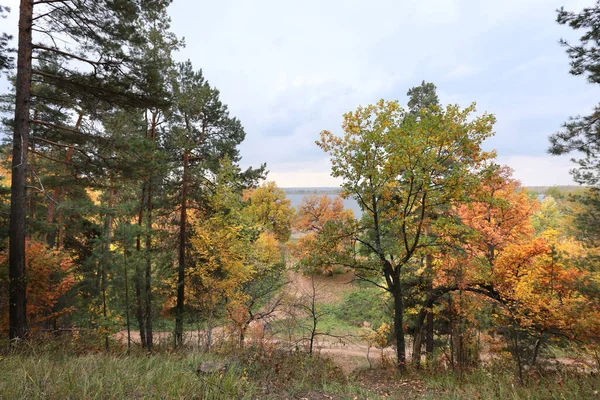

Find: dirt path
[285,270,355,304]
[116,328,398,374]
[115,271,394,373]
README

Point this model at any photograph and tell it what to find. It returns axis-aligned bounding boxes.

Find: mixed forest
[1,1,600,399]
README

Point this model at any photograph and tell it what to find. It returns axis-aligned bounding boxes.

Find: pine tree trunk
[144,181,153,351]
[135,184,146,348]
[174,149,188,348]
[9,0,33,343]
[144,112,157,351]
[123,232,131,354]
[101,190,114,352]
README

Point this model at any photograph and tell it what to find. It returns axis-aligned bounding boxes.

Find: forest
[1,1,600,399]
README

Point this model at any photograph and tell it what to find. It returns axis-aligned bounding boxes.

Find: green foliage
[246,181,295,242]
[407,80,440,115]
[532,196,563,234]
[0,5,12,73]
[549,2,600,185]
[318,98,496,365]
[567,187,600,247]
[332,286,392,330]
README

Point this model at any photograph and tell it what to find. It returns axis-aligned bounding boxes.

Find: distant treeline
[283,186,587,197]
[526,186,587,196]
[282,187,343,195]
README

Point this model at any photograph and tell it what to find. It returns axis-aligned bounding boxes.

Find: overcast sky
[2,0,597,187]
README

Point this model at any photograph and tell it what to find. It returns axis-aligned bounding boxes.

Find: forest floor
[115,271,596,377]
[2,343,598,399]
[4,265,598,399]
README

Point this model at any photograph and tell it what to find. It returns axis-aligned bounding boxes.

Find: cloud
[1,0,596,188]
[265,158,342,187]
[445,64,482,80]
[496,154,578,186]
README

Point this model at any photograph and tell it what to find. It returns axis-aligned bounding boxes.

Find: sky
[1,0,598,187]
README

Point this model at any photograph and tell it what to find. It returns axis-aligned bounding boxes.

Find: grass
[416,362,599,399]
[1,338,597,399]
[0,339,376,399]
[0,350,257,399]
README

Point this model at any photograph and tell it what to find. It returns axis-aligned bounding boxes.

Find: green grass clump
[331,285,392,330]
[0,340,376,399]
[0,352,254,399]
[417,362,599,400]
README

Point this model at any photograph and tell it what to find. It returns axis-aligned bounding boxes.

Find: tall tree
[549,2,600,185]
[130,1,180,351]
[168,61,264,347]
[7,0,170,342]
[9,0,34,342]
[406,81,441,364]
[318,100,495,368]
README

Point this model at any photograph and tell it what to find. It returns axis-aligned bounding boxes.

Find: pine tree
[168,61,265,347]
[549,2,600,185]
[0,5,13,72]
[406,81,441,365]
[7,0,171,342]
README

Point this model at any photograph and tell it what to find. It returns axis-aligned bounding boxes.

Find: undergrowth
[1,336,597,399]
[0,338,373,399]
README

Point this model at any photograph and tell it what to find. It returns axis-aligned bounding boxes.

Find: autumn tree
[189,161,282,348]
[419,167,599,378]
[406,80,441,363]
[318,99,495,368]
[168,61,264,347]
[0,240,75,334]
[245,181,295,243]
[189,161,254,348]
[292,194,355,274]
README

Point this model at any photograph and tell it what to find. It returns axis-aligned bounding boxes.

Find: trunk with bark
[143,111,158,351]
[135,184,147,348]
[425,252,434,362]
[412,323,423,366]
[123,233,131,353]
[9,0,33,343]
[174,149,188,348]
[144,181,153,351]
[101,190,114,352]
[393,285,406,370]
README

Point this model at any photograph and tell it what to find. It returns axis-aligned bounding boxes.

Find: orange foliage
[444,167,599,340]
[291,195,355,274]
[0,240,75,333]
[294,195,353,233]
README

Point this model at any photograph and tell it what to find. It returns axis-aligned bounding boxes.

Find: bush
[332,285,392,329]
